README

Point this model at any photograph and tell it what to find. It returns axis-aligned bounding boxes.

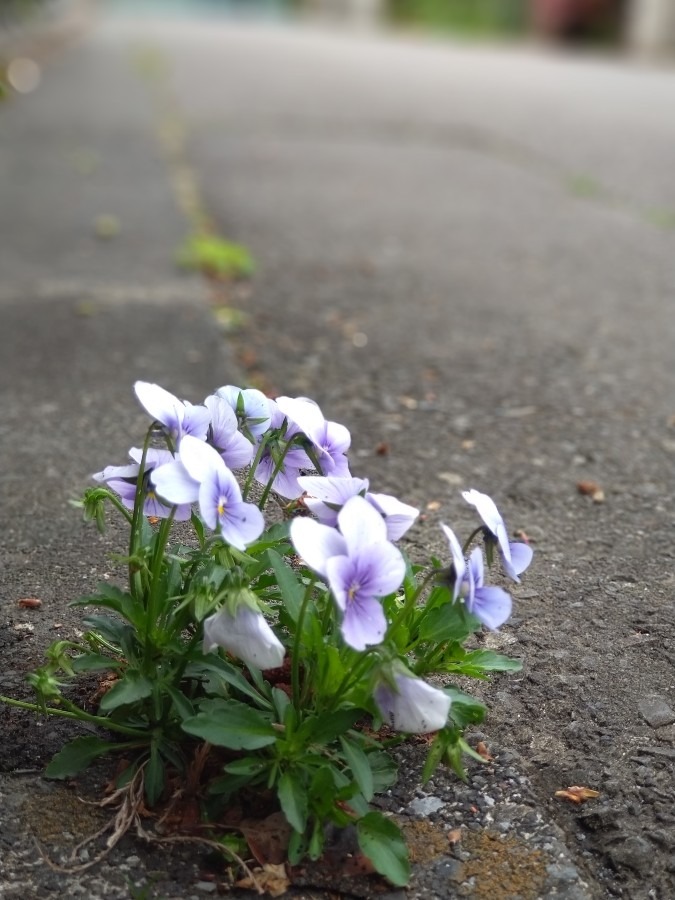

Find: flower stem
[0,695,150,738]
[291,578,316,709]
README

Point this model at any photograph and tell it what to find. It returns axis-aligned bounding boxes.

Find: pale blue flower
[203,605,284,671]
[276,396,351,477]
[204,394,255,470]
[462,489,533,583]
[462,547,512,630]
[93,448,192,521]
[152,436,264,550]
[134,381,210,446]
[374,665,451,734]
[290,495,405,650]
[216,385,272,439]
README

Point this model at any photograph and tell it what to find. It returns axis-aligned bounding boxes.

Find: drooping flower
[151,435,264,550]
[297,475,419,541]
[461,489,533,583]
[276,396,351,477]
[461,547,512,630]
[134,381,210,446]
[216,385,272,439]
[374,665,451,734]
[439,523,466,597]
[290,495,405,650]
[93,448,192,520]
[204,394,255,470]
[203,603,285,671]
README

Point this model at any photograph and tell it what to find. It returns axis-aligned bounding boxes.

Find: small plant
[176,233,255,279]
[1,381,532,886]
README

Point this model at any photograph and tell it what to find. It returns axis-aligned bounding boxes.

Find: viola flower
[216,385,272,439]
[151,435,264,551]
[439,523,466,597]
[204,394,255,470]
[276,396,351,477]
[297,475,370,526]
[290,495,405,650]
[297,475,419,540]
[203,602,285,671]
[134,381,210,446]
[462,547,512,630]
[253,401,312,499]
[461,489,533,583]
[374,665,451,734]
[93,448,192,520]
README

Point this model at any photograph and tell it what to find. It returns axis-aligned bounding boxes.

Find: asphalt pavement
[1,6,675,899]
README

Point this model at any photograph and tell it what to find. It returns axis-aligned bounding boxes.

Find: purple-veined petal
[297,475,369,503]
[340,594,387,650]
[216,385,272,438]
[151,459,200,505]
[93,462,139,483]
[467,546,485,589]
[368,492,420,541]
[181,402,211,441]
[353,542,406,600]
[469,586,512,630]
[337,495,388,555]
[218,501,265,551]
[275,395,325,444]
[290,517,347,577]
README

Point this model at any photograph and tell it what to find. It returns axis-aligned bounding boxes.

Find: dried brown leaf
[236,863,289,897]
[17,598,42,609]
[554,786,600,804]
[476,741,494,762]
[447,828,462,846]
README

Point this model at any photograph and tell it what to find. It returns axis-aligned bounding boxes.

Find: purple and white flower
[297,475,419,541]
[93,448,192,520]
[216,385,272,439]
[290,495,405,650]
[462,547,512,630]
[462,489,533,583]
[374,666,451,734]
[203,604,285,671]
[276,396,351,478]
[204,394,255,470]
[134,381,210,446]
[151,435,264,551]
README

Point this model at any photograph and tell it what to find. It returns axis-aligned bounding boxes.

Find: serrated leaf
[45,736,122,779]
[357,811,410,887]
[182,699,277,749]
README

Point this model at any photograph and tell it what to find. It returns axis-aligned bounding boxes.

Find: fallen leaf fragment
[555,786,600,804]
[235,863,289,897]
[374,441,389,456]
[514,529,531,544]
[476,741,494,762]
[426,500,441,511]
[17,598,42,609]
[448,828,462,846]
[576,480,605,503]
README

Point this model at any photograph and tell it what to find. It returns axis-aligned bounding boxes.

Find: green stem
[324,648,379,712]
[242,432,270,501]
[462,524,485,555]
[291,578,316,709]
[129,428,154,602]
[0,696,150,738]
[145,508,176,645]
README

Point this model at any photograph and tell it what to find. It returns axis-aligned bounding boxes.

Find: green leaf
[166,686,195,721]
[99,670,153,711]
[339,736,374,801]
[71,653,123,673]
[357,811,410,887]
[278,770,308,833]
[421,730,449,784]
[298,708,362,746]
[71,583,145,630]
[368,751,398,793]
[266,550,304,622]
[418,603,477,643]
[460,649,523,673]
[182,699,277,750]
[185,656,272,709]
[45,735,122,779]
[445,688,486,729]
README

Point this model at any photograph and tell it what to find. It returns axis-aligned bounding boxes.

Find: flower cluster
[6,380,533,886]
